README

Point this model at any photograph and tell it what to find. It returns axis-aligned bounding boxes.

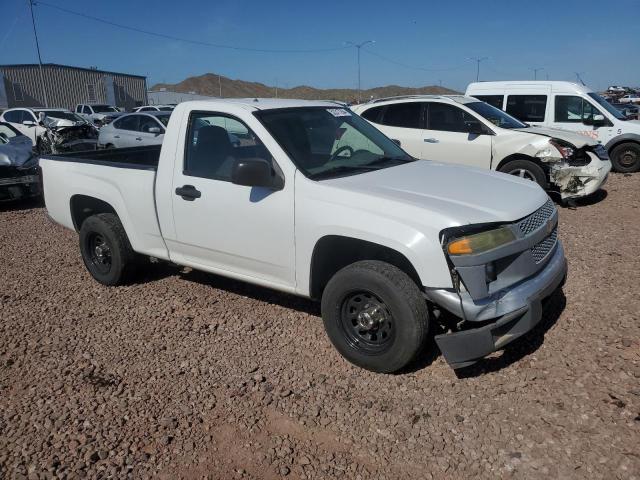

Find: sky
[2,0,638,93]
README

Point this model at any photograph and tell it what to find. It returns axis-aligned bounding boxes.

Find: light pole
[345,40,375,102]
[532,67,544,80]
[467,57,488,82]
[28,0,48,107]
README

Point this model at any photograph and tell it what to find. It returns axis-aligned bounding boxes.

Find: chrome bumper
[425,242,567,369]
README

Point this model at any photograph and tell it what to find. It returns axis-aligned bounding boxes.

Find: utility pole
[218,74,222,98]
[28,0,48,107]
[467,56,488,82]
[532,67,544,80]
[275,78,278,98]
[345,40,375,103]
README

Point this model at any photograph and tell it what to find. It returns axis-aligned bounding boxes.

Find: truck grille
[517,198,555,236]
[531,227,558,263]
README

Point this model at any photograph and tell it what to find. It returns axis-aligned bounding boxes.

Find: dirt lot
[1,173,639,480]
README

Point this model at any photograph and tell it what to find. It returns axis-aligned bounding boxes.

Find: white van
[466,81,640,173]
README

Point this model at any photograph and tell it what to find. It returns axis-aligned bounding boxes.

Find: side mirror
[231,158,283,190]
[583,114,605,126]
[391,139,401,147]
[148,126,161,134]
[22,120,36,127]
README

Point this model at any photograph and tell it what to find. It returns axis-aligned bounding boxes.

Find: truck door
[550,95,615,143]
[168,111,295,289]
[421,102,492,169]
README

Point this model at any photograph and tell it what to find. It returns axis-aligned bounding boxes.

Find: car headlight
[537,139,574,160]
[447,226,516,255]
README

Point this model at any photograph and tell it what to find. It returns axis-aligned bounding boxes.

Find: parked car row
[466,81,640,173]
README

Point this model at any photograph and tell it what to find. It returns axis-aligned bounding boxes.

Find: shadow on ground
[0,197,43,212]
[135,260,566,378]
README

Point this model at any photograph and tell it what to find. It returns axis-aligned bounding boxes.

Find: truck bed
[44,145,161,170]
[40,144,169,261]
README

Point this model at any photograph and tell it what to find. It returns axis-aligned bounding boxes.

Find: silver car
[98,112,171,149]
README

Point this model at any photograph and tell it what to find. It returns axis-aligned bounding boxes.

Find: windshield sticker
[327,108,351,117]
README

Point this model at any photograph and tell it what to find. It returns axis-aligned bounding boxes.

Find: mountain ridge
[151,73,460,102]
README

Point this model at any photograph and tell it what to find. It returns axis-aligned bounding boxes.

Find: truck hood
[323,160,548,226]
[512,126,598,147]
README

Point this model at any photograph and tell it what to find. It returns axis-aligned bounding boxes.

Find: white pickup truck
[40,99,567,372]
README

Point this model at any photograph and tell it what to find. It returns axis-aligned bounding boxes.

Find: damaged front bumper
[425,243,566,369]
[550,152,611,200]
[0,168,41,201]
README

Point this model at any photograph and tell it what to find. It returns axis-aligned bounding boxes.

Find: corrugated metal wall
[0,65,147,111]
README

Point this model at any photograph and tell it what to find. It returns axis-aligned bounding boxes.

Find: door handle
[424,138,439,143]
[175,185,201,201]
[114,135,120,138]
[135,137,142,141]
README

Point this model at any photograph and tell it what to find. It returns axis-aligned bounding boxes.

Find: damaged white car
[352,95,611,200]
[0,122,40,202]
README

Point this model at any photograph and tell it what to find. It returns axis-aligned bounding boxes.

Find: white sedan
[98,112,171,149]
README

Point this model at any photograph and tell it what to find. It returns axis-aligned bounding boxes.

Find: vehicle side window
[83,106,92,115]
[505,95,547,122]
[184,112,271,181]
[360,106,385,123]
[139,107,152,112]
[113,115,139,131]
[380,102,422,129]
[474,95,504,109]
[76,105,82,113]
[139,116,163,133]
[3,110,23,123]
[554,96,601,123]
[426,103,477,133]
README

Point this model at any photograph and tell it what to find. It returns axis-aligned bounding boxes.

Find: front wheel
[610,142,640,173]
[79,213,137,286]
[499,159,548,190]
[321,260,429,373]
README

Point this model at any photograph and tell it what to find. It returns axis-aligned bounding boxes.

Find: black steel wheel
[321,260,429,373]
[79,213,138,286]
[340,291,395,354]
[610,142,640,173]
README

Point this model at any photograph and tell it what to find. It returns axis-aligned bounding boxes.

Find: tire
[499,159,548,190]
[610,142,640,173]
[79,213,137,286]
[320,260,429,373]
[104,143,115,150]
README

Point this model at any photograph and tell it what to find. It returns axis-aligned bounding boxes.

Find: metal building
[0,63,148,111]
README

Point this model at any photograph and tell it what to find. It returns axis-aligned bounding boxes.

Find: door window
[139,115,163,133]
[76,105,83,113]
[380,102,422,128]
[473,95,504,109]
[113,115,139,131]
[426,103,477,133]
[185,112,271,181]
[82,106,92,115]
[3,110,24,123]
[505,95,547,122]
[360,105,385,124]
[554,96,601,123]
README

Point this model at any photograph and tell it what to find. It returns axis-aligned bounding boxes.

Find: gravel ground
[1,173,639,480]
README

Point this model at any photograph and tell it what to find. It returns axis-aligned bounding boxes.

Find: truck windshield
[256,107,413,180]
[588,93,626,120]
[465,101,527,129]
[36,110,85,123]
[93,105,118,113]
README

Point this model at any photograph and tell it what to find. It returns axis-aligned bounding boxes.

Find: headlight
[537,139,574,160]
[447,226,516,255]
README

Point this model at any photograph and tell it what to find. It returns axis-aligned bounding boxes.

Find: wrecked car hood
[0,136,35,167]
[513,126,599,147]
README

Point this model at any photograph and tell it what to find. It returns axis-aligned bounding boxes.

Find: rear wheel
[610,142,640,173]
[79,213,137,286]
[321,260,429,373]
[499,159,548,190]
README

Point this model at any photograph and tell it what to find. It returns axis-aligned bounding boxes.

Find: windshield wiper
[311,165,384,180]
[366,156,414,167]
